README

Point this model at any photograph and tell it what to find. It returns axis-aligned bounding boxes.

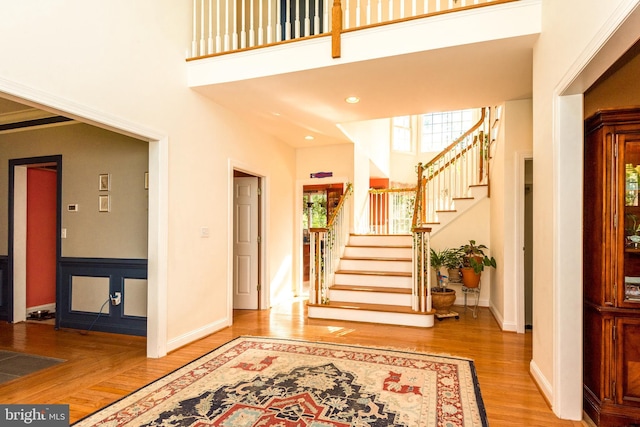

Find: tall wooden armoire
[584,107,640,426]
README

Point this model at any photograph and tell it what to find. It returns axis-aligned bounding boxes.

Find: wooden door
[233,177,259,310]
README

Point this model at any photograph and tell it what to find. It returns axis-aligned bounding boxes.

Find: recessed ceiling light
[305,135,315,141]
[345,96,360,104]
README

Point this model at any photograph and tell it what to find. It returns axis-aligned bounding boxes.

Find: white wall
[489,100,533,332]
[532,0,640,419]
[339,118,391,178]
[0,0,297,355]
[430,199,492,306]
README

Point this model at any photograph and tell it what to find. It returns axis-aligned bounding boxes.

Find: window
[420,109,475,153]
[392,116,412,152]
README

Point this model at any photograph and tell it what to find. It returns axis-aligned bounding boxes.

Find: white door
[233,176,259,309]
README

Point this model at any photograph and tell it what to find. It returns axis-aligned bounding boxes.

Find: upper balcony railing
[188,0,516,59]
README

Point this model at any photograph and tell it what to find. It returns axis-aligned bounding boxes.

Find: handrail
[422,107,487,172]
[367,186,416,234]
[187,0,519,60]
[412,163,425,228]
[327,182,353,227]
[309,183,353,305]
[418,107,491,224]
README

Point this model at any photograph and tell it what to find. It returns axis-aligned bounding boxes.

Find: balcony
[186,0,540,147]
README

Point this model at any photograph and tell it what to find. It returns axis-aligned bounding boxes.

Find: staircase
[425,184,488,237]
[307,234,435,328]
[307,107,493,328]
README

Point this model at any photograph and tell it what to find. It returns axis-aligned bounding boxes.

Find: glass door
[622,134,640,306]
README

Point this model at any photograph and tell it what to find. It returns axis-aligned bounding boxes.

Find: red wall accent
[26,168,57,308]
[369,178,389,189]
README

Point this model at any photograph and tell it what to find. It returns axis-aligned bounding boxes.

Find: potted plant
[442,247,464,284]
[430,248,456,314]
[459,240,496,288]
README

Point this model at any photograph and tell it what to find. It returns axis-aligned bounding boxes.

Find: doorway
[524,159,533,329]
[232,170,262,310]
[8,155,62,325]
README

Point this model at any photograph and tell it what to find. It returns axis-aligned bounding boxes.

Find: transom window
[391,109,477,154]
[420,109,475,153]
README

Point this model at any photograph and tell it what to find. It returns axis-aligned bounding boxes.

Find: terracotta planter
[431,288,456,314]
[461,267,481,288]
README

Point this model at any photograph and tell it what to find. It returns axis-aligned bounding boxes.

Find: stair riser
[339,259,411,273]
[329,289,412,306]
[307,306,434,328]
[348,235,412,247]
[343,246,412,259]
[335,273,412,288]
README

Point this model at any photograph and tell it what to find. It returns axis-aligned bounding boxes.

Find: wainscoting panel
[58,258,147,336]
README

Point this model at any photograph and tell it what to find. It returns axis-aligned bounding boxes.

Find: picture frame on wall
[99,195,110,212]
[99,173,111,191]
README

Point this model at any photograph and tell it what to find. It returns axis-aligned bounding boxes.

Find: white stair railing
[420,107,491,224]
[188,0,507,58]
[309,183,353,305]
[411,163,432,313]
[368,188,416,234]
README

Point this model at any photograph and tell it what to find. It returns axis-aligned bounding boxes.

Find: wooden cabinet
[584,107,640,426]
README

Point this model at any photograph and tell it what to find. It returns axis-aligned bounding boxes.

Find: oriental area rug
[73,336,488,427]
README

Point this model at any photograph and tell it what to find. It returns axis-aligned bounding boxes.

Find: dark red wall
[27,168,57,308]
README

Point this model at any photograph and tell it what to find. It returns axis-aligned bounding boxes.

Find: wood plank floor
[0,300,586,426]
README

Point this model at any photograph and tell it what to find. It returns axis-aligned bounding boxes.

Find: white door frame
[515,151,533,334]
[228,160,268,318]
[0,81,169,358]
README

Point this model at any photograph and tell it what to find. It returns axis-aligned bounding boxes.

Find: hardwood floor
[0,300,585,426]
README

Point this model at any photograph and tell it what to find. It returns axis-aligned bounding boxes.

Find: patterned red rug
[73,336,488,426]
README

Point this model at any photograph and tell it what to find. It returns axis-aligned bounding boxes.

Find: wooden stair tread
[452,197,474,201]
[336,270,411,277]
[307,300,435,315]
[435,209,457,213]
[341,256,411,262]
[330,285,411,294]
[346,245,411,249]
[349,233,411,236]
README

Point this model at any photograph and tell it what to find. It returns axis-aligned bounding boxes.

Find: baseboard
[166,316,231,353]
[530,359,553,407]
[489,301,517,332]
[27,303,55,314]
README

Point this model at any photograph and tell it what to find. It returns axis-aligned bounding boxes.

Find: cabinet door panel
[616,317,640,406]
[622,133,640,308]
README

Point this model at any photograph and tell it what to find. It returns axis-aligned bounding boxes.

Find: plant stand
[462,285,481,318]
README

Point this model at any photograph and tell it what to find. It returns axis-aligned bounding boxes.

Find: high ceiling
[0,36,535,146]
[193,35,536,147]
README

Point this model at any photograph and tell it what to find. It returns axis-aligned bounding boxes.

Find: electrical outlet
[110,292,122,306]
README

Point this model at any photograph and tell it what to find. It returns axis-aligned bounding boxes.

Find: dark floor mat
[0,350,65,385]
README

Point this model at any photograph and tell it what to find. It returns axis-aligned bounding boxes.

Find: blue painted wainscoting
[58,258,147,336]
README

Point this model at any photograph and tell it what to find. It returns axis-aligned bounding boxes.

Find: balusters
[295,0,301,38]
[240,0,247,49]
[187,0,499,58]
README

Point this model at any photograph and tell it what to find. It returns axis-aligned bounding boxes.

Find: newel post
[332,0,342,58]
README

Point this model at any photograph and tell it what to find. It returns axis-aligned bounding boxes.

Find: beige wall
[584,42,640,118]
[532,0,640,417]
[0,1,297,351]
[489,99,533,331]
[0,123,148,259]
